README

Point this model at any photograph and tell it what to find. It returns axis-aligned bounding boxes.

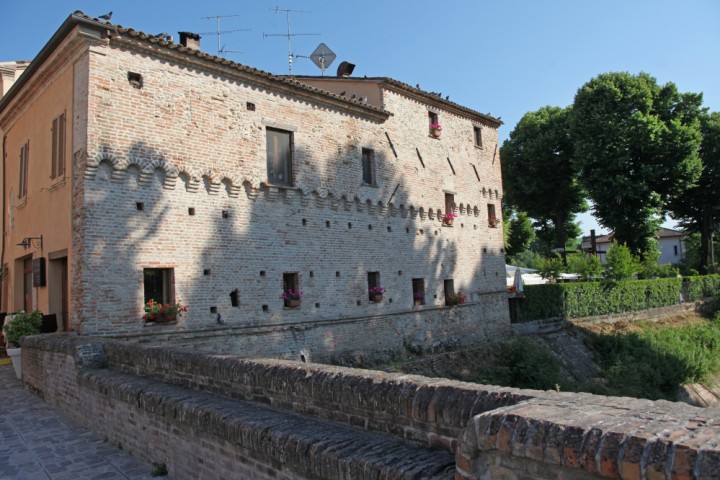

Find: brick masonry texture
[21,335,720,480]
[72,30,508,341]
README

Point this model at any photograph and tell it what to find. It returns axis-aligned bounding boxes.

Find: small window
[488,204,498,227]
[266,128,293,187]
[445,193,455,216]
[51,113,66,179]
[474,126,483,148]
[362,148,375,185]
[368,272,381,300]
[143,268,175,305]
[444,279,455,306]
[674,245,678,256]
[18,141,29,199]
[428,111,439,132]
[412,278,425,305]
[282,272,299,307]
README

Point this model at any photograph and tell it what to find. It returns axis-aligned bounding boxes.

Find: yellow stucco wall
[2,64,73,326]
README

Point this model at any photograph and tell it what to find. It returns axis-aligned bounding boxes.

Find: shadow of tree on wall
[83,95,506,359]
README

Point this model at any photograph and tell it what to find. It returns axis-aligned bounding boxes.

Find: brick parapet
[22,335,720,479]
[456,395,720,479]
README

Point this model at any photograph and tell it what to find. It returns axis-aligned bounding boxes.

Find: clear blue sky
[2,0,719,235]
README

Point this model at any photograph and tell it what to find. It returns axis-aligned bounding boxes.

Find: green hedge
[516,275,720,323]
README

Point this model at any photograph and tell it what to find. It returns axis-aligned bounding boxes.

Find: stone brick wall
[21,335,720,479]
[115,299,512,365]
[72,32,508,340]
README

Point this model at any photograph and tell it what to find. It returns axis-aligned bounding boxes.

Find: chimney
[336,61,355,78]
[178,32,201,50]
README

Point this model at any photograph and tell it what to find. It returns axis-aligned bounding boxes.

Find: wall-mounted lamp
[17,235,43,250]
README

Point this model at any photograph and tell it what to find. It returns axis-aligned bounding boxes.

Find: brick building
[0,12,508,358]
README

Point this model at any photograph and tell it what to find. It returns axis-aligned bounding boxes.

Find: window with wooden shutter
[19,141,29,199]
[51,112,66,179]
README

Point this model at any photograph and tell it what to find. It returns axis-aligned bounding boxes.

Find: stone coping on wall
[456,394,720,479]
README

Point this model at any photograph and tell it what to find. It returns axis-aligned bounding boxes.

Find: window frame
[51,112,66,180]
[444,279,455,307]
[18,140,29,199]
[412,278,425,306]
[266,127,294,187]
[282,272,300,307]
[367,271,380,300]
[143,268,175,306]
[428,111,439,133]
[473,125,483,148]
[361,148,375,185]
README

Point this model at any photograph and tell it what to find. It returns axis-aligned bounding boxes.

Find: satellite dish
[310,43,336,76]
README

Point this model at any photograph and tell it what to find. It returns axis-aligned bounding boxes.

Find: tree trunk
[554,213,567,265]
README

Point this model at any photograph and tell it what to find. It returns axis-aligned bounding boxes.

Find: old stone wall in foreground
[21,335,720,479]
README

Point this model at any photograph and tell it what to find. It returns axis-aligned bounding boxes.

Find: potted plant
[3,310,42,379]
[488,215,500,228]
[281,289,302,308]
[442,211,457,226]
[413,291,425,306]
[446,292,467,306]
[429,122,443,138]
[369,286,385,302]
[143,299,187,324]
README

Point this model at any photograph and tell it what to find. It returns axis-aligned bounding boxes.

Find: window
[362,148,375,185]
[444,279,455,306]
[412,278,425,305]
[283,272,299,307]
[266,128,293,186]
[18,141,29,199]
[488,204,498,227]
[143,268,174,305]
[51,113,66,179]
[473,126,483,148]
[428,111,439,132]
[367,271,380,300]
[445,193,455,217]
[674,245,678,256]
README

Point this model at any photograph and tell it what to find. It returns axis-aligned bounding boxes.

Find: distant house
[581,228,685,265]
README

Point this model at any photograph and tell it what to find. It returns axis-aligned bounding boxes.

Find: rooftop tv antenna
[295,43,336,76]
[263,7,320,75]
[201,14,250,56]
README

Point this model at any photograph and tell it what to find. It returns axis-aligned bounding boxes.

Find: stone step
[82,369,455,479]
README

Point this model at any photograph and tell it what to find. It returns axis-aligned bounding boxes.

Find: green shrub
[566,253,602,280]
[486,337,562,390]
[3,310,42,348]
[684,275,720,301]
[590,321,720,400]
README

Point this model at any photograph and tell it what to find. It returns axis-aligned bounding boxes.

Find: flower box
[370,294,384,303]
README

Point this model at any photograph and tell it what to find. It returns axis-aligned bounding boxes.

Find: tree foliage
[505,211,535,258]
[669,112,720,273]
[603,243,640,283]
[566,253,602,280]
[501,106,586,250]
[571,72,703,255]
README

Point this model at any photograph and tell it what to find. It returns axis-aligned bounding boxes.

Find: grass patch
[588,319,720,400]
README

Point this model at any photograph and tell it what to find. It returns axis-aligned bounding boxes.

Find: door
[23,257,33,312]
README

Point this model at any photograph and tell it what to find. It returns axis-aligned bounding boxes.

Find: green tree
[571,72,703,256]
[501,106,586,251]
[505,211,535,258]
[566,252,602,280]
[669,112,720,273]
[537,255,565,282]
[602,243,640,283]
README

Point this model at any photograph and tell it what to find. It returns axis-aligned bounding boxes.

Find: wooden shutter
[58,113,65,177]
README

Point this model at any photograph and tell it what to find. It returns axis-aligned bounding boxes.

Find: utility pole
[263,7,319,75]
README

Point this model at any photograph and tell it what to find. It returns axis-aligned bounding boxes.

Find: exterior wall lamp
[17,235,43,250]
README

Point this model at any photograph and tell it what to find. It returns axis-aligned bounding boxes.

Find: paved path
[0,364,170,480]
